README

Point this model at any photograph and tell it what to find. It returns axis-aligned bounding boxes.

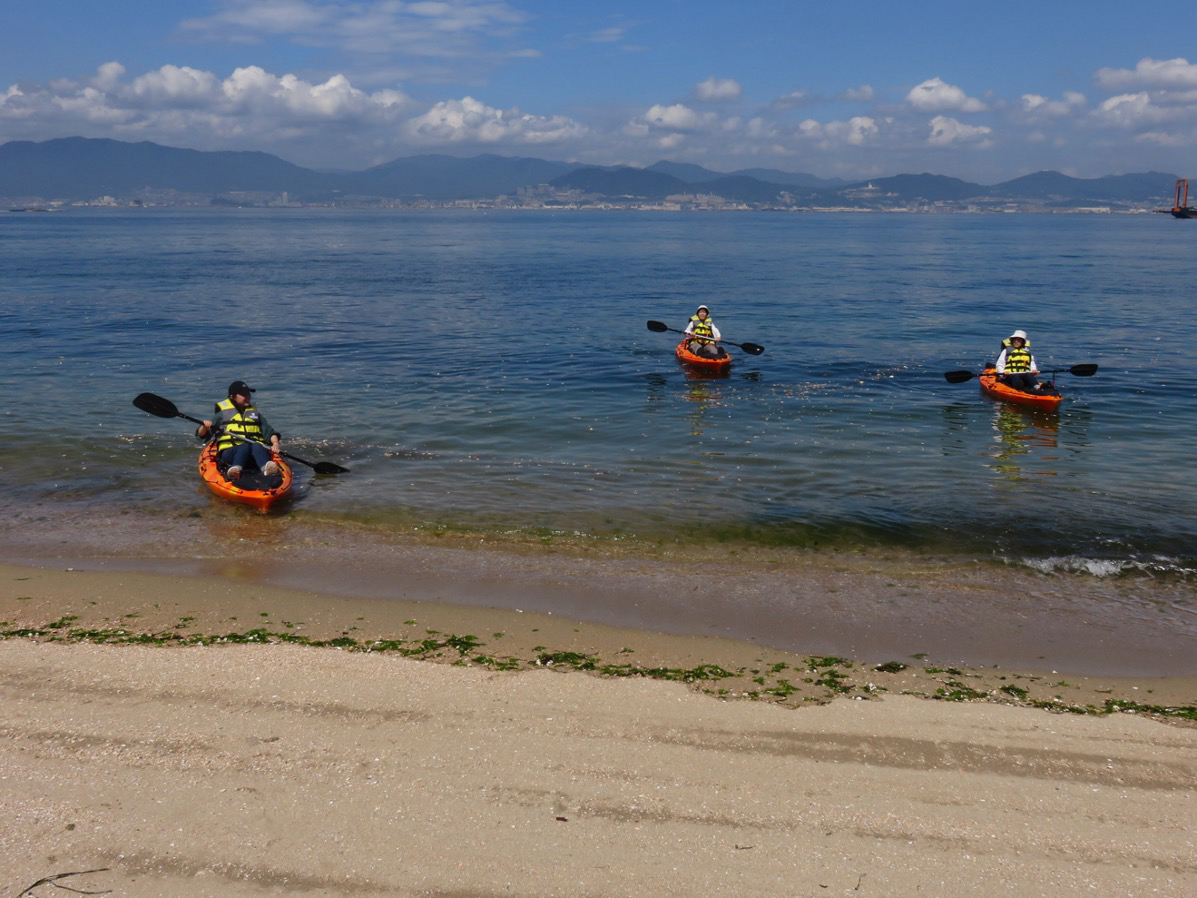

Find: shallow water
[1,208,1195,591]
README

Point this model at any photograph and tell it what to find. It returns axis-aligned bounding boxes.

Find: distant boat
[1165,178,1197,218]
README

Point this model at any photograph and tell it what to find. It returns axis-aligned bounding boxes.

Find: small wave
[1010,554,1197,579]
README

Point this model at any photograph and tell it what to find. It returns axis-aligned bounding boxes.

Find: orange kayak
[198,442,294,510]
[979,368,1063,411]
[675,339,732,372]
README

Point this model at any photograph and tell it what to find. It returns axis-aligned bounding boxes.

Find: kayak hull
[198,442,294,510]
[675,339,732,372]
[979,368,1063,411]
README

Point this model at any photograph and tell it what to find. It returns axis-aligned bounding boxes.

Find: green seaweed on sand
[935,680,991,702]
[3,620,1195,723]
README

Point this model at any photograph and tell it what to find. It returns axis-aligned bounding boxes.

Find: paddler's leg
[244,441,273,472]
[220,444,252,481]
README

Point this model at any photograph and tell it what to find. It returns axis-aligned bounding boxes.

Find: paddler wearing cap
[994,330,1055,394]
[683,305,727,359]
[196,380,283,482]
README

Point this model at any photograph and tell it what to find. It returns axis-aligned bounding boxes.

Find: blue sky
[3,0,1196,182]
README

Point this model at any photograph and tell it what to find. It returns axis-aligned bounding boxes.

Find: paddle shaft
[943,364,1097,384]
[207,431,348,475]
[133,392,349,474]
[646,320,764,354]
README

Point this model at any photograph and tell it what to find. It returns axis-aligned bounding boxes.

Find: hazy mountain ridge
[646,160,846,189]
[0,137,335,198]
[0,137,1179,208]
[347,153,576,199]
[549,165,689,199]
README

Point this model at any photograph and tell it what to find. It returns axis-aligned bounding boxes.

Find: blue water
[2,207,1195,577]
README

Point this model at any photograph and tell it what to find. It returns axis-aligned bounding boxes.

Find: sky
[3,0,1197,183]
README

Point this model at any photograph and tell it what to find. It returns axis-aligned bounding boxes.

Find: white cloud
[0,62,496,164]
[621,120,650,139]
[906,77,986,113]
[404,96,587,145]
[92,62,126,92]
[745,117,775,138]
[1020,91,1087,118]
[1135,129,1192,147]
[641,103,716,131]
[798,116,879,147]
[927,115,992,146]
[129,65,221,108]
[696,77,742,102]
[1095,57,1197,91]
[773,90,809,109]
[179,0,528,58]
[1092,92,1173,128]
[840,85,875,103]
[51,86,136,125]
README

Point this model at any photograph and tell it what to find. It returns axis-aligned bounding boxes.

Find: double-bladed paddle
[943,364,1098,384]
[646,320,765,355]
[133,392,350,474]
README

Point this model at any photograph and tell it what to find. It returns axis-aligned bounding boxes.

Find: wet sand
[5,508,1197,675]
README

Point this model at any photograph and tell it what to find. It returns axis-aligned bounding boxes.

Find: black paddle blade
[279,451,350,475]
[740,342,765,355]
[943,370,977,384]
[1069,363,1098,377]
[311,461,350,475]
[134,392,181,418]
[646,320,670,332]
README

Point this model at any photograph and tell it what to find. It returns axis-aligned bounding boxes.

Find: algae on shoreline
[4,610,1194,725]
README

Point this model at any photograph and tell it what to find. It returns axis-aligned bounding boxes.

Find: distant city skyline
[3,1,1197,182]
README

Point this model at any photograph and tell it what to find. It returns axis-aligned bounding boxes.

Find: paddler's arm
[994,348,1008,374]
[196,402,220,441]
[259,417,282,453]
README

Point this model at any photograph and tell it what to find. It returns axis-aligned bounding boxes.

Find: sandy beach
[2,559,1196,897]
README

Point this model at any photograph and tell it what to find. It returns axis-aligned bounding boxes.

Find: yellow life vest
[213,398,265,452]
[689,315,715,342]
[1003,346,1033,373]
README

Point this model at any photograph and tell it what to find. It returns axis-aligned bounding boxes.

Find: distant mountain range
[0,136,1179,209]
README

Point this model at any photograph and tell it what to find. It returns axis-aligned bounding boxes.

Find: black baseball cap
[228,380,255,396]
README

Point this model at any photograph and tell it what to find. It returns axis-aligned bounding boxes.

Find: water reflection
[685,377,722,436]
[680,364,732,382]
[985,403,1059,482]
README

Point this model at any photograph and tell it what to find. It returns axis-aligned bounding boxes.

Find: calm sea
[1,207,1195,583]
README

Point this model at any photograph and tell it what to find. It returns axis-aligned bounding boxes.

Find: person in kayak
[684,305,727,359]
[195,380,282,481]
[995,330,1056,394]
